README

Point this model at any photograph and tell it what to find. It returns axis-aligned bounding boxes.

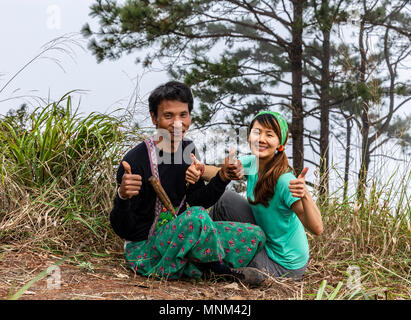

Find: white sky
[0,0,166,116]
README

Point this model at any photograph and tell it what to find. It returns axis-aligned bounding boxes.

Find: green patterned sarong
[125,206,266,279]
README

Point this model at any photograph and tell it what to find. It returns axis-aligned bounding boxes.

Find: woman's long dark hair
[247,113,294,207]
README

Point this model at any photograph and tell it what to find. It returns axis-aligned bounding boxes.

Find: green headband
[254,111,288,146]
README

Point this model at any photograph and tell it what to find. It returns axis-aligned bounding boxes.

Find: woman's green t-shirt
[240,155,309,270]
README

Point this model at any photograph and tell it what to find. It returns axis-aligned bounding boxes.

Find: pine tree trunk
[319,23,331,199]
[290,0,304,175]
[343,116,352,201]
[357,19,370,199]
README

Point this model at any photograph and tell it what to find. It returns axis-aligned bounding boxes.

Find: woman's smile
[258,145,268,152]
[249,121,280,160]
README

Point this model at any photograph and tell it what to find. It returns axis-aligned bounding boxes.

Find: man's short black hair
[148,81,194,116]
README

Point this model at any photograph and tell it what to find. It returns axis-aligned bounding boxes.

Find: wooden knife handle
[148,176,176,216]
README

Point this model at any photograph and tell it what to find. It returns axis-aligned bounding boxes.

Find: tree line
[81,0,411,200]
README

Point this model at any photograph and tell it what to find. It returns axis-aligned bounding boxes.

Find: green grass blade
[328,281,343,300]
[315,280,327,300]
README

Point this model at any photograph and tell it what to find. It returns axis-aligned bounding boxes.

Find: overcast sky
[0,0,166,117]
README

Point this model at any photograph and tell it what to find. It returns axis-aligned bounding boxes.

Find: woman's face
[248,120,280,160]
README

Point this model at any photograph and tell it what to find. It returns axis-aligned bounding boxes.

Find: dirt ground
[0,245,303,300]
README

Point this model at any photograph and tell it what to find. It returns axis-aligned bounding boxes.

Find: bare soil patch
[0,244,301,300]
[2,239,406,300]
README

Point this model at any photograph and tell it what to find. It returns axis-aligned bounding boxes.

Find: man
[110,81,266,286]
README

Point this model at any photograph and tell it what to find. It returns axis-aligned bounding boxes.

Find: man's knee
[219,190,246,205]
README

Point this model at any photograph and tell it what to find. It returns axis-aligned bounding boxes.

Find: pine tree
[304,0,352,198]
[326,0,411,199]
[82,0,410,198]
[355,0,411,198]
[82,0,311,173]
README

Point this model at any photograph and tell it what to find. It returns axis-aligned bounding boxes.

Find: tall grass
[308,162,411,299]
[0,93,138,251]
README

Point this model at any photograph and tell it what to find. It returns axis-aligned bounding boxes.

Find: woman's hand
[219,147,244,182]
[288,167,309,199]
[290,167,323,236]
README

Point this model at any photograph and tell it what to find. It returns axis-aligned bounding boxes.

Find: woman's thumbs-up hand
[288,167,309,199]
[118,161,142,199]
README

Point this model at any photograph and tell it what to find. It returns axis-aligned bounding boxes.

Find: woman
[186,110,323,280]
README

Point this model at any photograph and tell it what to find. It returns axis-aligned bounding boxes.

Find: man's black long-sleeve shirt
[110,139,229,242]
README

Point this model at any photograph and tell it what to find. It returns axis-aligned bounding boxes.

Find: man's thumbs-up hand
[118,161,142,199]
[122,161,132,175]
[191,153,202,170]
[185,153,205,184]
[288,167,309,199]
[228,146,236,164]
[220,147,244,182]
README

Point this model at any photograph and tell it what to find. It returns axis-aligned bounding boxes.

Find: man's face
[150,99,191,144]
